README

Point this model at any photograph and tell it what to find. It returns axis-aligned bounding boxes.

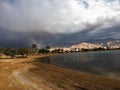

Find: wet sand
[0,54,120,90]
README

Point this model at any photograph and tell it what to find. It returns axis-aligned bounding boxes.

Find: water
[37,50,120,79]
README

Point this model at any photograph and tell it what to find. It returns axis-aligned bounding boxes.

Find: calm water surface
[37,50,120,79]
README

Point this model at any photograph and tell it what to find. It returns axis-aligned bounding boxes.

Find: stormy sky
[0,0,120,48]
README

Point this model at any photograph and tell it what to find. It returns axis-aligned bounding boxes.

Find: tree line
[0,48,36,58]
[0,44,52,59]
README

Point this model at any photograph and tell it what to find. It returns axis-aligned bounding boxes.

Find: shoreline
[0,54,120,90]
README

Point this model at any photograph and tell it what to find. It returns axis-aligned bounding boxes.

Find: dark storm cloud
[0,0,120,47]
[0,29,31,48]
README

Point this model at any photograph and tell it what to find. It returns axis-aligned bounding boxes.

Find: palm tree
[32,44,37,50]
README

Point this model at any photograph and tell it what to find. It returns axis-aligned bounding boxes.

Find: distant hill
[69,38,120,49]
[70,42,103,49]
[86,38,120,49]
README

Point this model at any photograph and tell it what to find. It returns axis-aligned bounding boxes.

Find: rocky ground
[0,54,120,90]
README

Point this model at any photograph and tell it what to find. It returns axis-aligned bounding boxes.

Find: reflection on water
[37,50,120,79]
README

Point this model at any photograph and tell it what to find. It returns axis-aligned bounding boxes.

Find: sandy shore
[0,54,120,90]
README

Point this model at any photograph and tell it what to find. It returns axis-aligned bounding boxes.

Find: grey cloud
[0,0,120,47]
[0,24,120,48]
[0,0,120,33]
[0,29,31,48]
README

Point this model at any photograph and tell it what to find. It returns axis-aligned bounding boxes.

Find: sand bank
[0,54,120,90]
